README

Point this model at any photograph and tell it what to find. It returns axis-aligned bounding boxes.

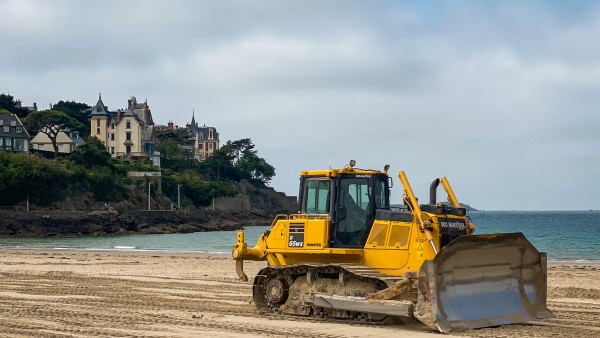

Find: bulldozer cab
[299,169,390,248]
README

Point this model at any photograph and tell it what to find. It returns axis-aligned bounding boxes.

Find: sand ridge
[0,250,598,337]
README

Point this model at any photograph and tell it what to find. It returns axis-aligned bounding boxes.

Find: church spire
[191,109,196,128]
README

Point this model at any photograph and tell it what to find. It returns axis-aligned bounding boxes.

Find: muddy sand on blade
[0,250,598,338]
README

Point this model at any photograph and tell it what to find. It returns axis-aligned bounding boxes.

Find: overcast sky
[1,0,599,210]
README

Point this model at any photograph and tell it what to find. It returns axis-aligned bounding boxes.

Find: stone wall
[210,195,251,210]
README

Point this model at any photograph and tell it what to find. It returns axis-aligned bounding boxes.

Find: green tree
[200,147,239,181]
[52,100,91,137]
[238,154,275,184]
[219,138,275,184]
[87,166,127,201]
[69,137,113,169]
[155,129,189,143]
[0,94,29,118]
[224,138,256,164]
[157,138,184,160]
[0,152,73,205]
[24,110,85,158]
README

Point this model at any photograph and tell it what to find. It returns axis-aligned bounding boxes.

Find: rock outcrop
[0,209,279,237]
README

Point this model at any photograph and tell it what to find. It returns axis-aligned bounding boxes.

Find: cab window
[374,178,388,209]
[304,179,330,214]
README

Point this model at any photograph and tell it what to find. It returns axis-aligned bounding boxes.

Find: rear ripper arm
[232,230,268,282]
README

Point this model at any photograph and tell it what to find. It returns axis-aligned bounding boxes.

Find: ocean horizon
[0,210,598,262]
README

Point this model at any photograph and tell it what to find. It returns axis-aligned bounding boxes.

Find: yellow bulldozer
[232,161,552,332]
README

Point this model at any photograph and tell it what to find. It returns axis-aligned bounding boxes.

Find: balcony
[115,152,148,158]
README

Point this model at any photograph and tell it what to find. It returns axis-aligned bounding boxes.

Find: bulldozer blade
[415,232,553,333]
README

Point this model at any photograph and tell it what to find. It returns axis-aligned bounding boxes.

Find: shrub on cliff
[0,152,72,205]
[162,169,235,207]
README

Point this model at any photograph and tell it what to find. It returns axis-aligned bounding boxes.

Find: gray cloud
[1,0,599,210]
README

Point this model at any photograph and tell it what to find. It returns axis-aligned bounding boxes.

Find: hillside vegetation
[1,94,284,210]
[0,136,284,210]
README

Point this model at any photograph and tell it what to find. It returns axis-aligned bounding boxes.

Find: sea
[0,211,598,263]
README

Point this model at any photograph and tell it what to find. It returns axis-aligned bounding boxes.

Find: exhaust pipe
[429,178,440,205]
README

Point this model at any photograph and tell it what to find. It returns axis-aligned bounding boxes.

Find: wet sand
[0,250,598,337]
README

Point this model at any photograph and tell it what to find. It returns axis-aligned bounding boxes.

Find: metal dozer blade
[414,232,553,333]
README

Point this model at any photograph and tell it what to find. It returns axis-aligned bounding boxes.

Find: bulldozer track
[252,263,415,322]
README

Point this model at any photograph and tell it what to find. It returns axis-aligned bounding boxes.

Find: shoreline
[0,247,233,257]
[1,247,599,265]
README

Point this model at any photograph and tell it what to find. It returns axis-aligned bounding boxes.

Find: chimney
[167,120,174,130]
[33,102,37,110]
[15,100,21,108]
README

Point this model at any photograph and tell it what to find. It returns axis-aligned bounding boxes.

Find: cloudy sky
[2,0,599,210]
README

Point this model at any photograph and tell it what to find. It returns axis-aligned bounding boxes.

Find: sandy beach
[0,250,598,338]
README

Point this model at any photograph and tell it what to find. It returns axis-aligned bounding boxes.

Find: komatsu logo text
[439,218,467,234]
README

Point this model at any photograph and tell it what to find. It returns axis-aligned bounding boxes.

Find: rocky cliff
[0,179,297,237]
[0,209,279,237]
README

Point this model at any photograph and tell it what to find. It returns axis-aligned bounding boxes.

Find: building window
[14,139,24,149]
[111,133,115,141]
[209,142,213,151]
[96,119,100,127]
[15,127,22,133]
[126,145,131,154]
[126,120,131,129]
[3,126,9,132]
[111,147,115,154]
[39,144,45,151]
[126,132,131,141]
[209,129,213,139]
[96,128,100,135]
[111,123,115,129]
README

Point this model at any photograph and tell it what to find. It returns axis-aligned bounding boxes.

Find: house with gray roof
[89,94,157,165]
[185,110,220,161]
[30,127,85,154]
[0,113,30,152]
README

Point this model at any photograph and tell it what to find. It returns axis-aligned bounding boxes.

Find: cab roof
[300,166,388,178]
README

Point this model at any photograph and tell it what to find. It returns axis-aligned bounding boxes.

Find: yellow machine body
[232,163,551,332]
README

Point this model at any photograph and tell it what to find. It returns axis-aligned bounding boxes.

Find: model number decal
[289,234,304,247]
[288,223,305,248]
